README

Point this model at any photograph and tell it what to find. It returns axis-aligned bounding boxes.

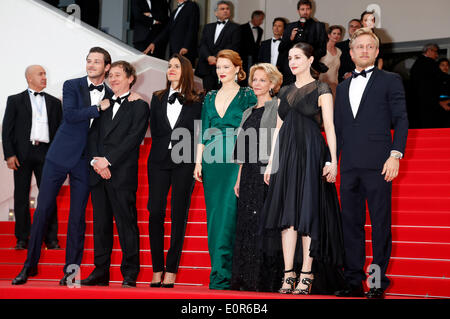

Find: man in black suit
[144,0,200,66]
[2,65,62,250]
[239,10,265,82]
[258,17,286,67]
[81,61,150,288]
[278,0,328,85]
[336,19,362,83]
[131,0,169,59]
[333,28,408,299]
[195,0,240,92]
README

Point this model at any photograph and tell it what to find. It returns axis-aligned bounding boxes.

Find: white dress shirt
[28,89,50,143]
[111,91,130,119]
[249,22,258,43]
[214,19,228,43]
[167,87,183,149]
[87,78,105,127]
[174,1,185,20]
[349,65,374,118]
[271,37,281,66]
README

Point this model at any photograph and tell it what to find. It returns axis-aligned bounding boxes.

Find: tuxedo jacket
[153,0,199,61]
[88,99,150,191]
[2,90,62,162]
[195,21,241,77]
[239,22,263,66]
[45,76,113,169]
[334,68,409,172]
[148,90,202,166]
[131,0,169,43]
[258,38,282,66]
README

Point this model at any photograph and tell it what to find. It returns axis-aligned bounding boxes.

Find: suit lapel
[22,90,33,117]
[173,101,189,129]
[355,68,379,119]
[214,21,229,46]
[104,99,130,138]
[161,90,172,130]
[80,76,91,107]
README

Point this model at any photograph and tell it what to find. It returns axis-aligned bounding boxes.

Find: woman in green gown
[194,50,257,290]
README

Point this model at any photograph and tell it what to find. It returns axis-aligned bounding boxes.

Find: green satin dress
[200,87,257,290]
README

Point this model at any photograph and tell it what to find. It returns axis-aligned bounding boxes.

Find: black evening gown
[231,107,283,292]
[260,81,346,294]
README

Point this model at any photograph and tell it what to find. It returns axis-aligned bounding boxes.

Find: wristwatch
[390,151,402,159]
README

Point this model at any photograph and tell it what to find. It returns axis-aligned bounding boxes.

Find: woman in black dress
[147,54,202,288]
[261,43,345,295]
[231,63,283,291]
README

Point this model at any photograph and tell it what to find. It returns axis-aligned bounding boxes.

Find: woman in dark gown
[231,63,284,292]
[261,42,346,295]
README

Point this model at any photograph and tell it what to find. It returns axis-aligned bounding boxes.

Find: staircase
[0,128,449,298]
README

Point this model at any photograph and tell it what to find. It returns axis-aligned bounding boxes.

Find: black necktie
[33,91,44,96]
[273,38,281,43]
[217,20,226,25]
[89,83,104,92]
[352,67,375,78]
[168,92,184,105]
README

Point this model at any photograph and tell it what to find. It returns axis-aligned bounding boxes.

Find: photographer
[278,0,328,86]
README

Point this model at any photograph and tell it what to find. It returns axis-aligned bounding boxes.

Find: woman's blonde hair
[248,63,283,95]
[217,49,246,81]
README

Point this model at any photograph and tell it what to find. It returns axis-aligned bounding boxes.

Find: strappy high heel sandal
[292,270,314,295]
[278,269,297,294]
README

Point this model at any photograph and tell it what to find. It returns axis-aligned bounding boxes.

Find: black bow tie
[177,2,185,8]
[217,20,226,25]
[273,38,281,43]
[33,91,44,96]
[89,83,104,92]
[110,94,129,106]
[352,68,375,78]
[168,92,184,105]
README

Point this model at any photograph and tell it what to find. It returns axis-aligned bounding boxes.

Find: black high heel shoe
[292,270,314,295]
[150,271,164,287]
[278,269,297,294]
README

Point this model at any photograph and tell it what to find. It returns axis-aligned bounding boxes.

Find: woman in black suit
[147,54,202,287]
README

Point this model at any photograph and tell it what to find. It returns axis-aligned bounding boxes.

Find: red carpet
[0,128,449,299]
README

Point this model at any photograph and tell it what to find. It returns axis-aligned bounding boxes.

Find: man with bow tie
[81,61,149,288]
[2,65,62,251]
[333,28,408,299]
[11,47,114,286]
[257,17,286,67]
[195,0,240,92]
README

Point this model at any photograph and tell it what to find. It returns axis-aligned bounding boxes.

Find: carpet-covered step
[385,275,450,298]
[376,211,450,227]
[405,137,450,149]
[365,241,450,259]
[390,197,450,211]
[0,234,208,251]
[406,128,450,138]
[0,248,211,268]
[0,264,211,286]
[364,225,450,242]
[0,221,209,237]
[363,257,450,278]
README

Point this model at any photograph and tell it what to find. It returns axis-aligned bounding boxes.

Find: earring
[269,88,274,96]
[235,73,238,82]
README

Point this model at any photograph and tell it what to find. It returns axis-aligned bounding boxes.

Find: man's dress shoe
[11,266,38,285]
[45,241,61,250]
[366,288,386,299]
[80,273,110,286]
[122,279,136,288]
[335,284,365,297]
[14,241,28,250]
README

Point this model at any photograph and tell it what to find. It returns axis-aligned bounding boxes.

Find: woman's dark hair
[291,42,320,78]
[327,25,343,35]
[360,10,376,23]
[155,53,200,104]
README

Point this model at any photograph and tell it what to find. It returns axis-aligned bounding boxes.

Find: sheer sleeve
[318,81,332,96]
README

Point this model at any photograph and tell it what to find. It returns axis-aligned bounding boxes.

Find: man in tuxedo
[336,19,362,83]
[11,47,114,286]
[333,28,408,299]
[239,10,265,82]
[2,65,62,250]
[81,61,149,288]
[131,0,169,59]
[258,17,286,67]
[144,0,200,66]
[195,0,240,92]
[278,0,328,85]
